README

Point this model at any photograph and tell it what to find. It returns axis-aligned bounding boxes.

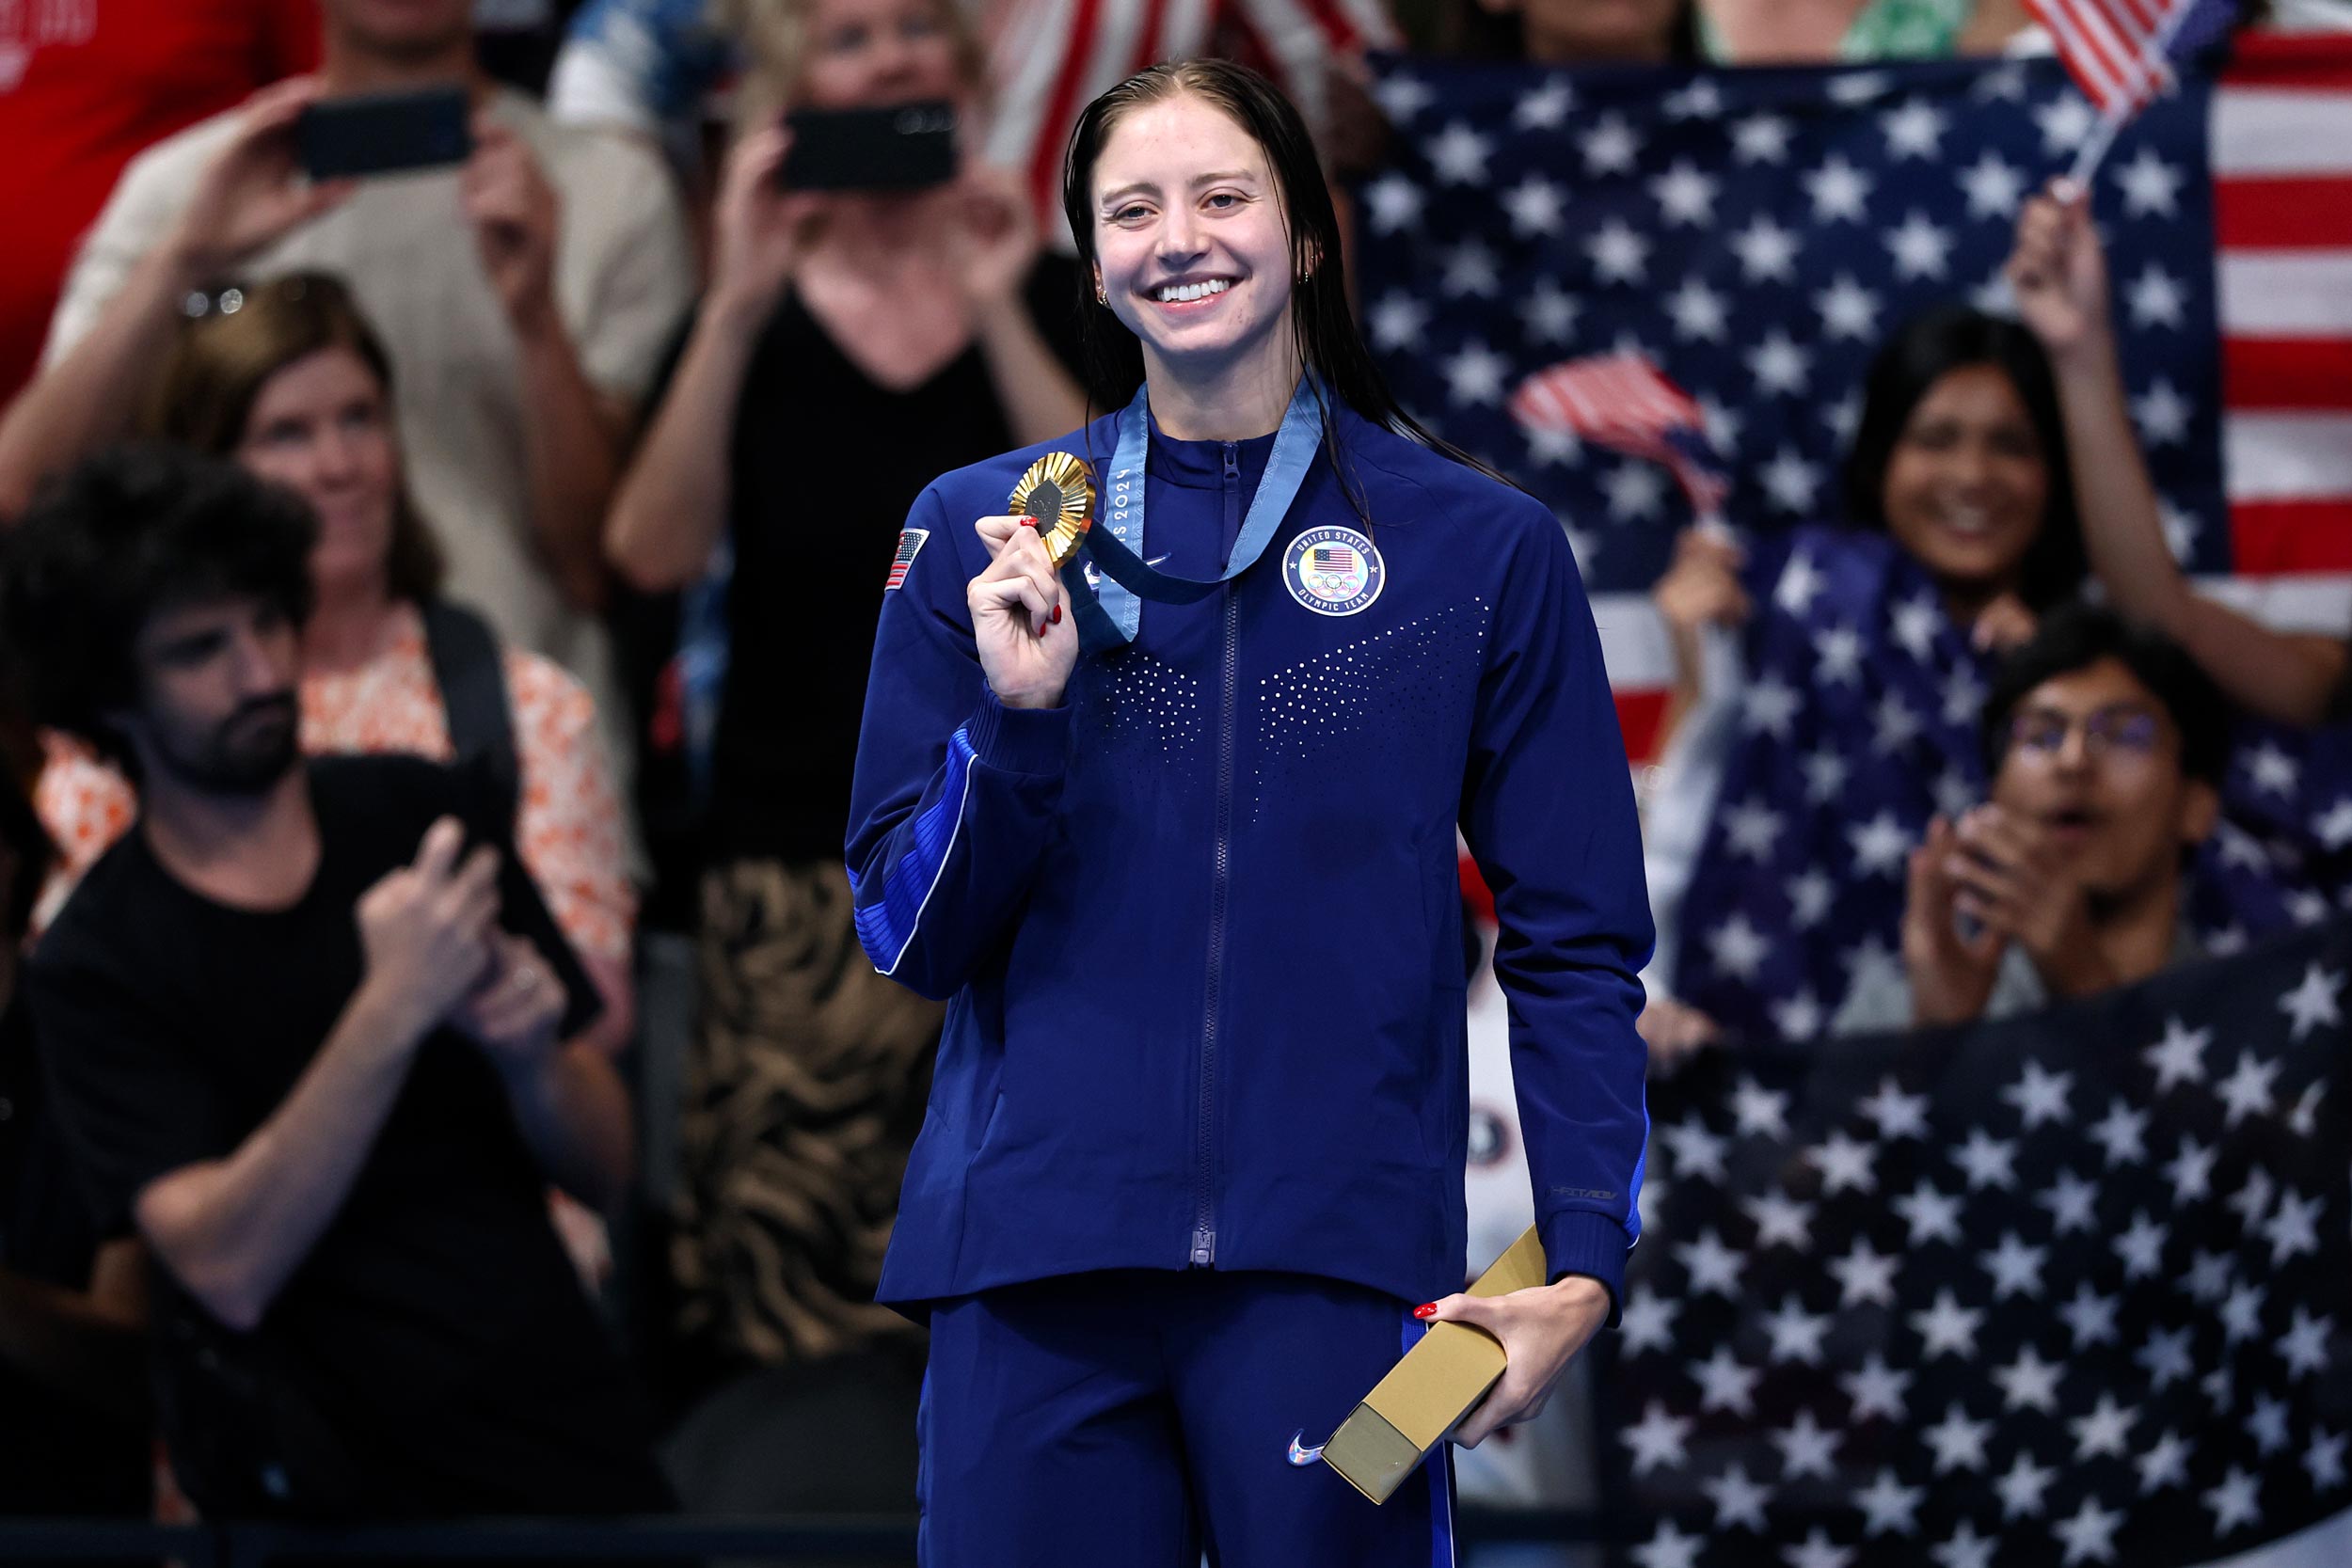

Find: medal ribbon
[1084,375,1326,643]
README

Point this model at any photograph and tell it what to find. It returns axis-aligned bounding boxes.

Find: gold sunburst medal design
[1008,452,1095,569]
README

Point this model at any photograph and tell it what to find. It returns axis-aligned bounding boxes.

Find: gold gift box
[1320,1226,1549,1505]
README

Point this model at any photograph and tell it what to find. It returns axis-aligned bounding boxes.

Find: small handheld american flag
[1510,353,1729,524]
[2027,0,2240,180]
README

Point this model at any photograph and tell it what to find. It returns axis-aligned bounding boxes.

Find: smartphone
[295,85,473,181]
[781,101,959,192]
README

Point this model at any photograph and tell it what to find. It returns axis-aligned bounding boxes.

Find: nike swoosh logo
[1081,554,1171,589]
[1286,1430,1327,1466]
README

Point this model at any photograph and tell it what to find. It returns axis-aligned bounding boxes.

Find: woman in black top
[600,0,1089,1497]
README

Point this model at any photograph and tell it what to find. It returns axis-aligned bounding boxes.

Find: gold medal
[1008,452,1095,570]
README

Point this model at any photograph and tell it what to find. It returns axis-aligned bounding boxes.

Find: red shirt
[0,0,318,405]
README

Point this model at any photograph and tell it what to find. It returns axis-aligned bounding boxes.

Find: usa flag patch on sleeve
[884,528,930,591]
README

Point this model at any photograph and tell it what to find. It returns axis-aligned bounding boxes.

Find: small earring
[1095,286,1108,306]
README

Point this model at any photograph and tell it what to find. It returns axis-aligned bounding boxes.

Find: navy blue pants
[917,1270,1456,1567]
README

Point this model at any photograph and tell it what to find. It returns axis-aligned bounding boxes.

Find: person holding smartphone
[0,0,693,855]
[600,0,1089,1512]
[845,59,1648,1561]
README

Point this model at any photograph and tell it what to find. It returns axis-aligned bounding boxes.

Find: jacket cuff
[964,689,1073,777]
[1542,1209,1630,1328]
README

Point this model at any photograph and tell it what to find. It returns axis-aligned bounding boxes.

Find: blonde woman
[601,0,1089,1490]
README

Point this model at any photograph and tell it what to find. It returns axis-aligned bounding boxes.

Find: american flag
[1354,37,2352,766]
[1614,921,2352,1568]
[884,527,929,592]
[2028,0,2243,117]
[1512,353,1730,518]
[1311,543,1359,573]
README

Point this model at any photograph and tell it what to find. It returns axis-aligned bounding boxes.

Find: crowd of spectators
[0,0,2344,1551]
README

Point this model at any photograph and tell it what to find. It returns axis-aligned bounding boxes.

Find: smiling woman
[847,58,1653,1565]
[1841,306,2083,622]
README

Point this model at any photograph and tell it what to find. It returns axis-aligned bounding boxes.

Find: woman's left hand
[948,164,1041,310]
[1420,1275,1613,1448]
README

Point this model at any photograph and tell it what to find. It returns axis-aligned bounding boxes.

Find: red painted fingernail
[1020,516,1041,529]
[1414,1304,1438,1320]
[1050,604,1063,626]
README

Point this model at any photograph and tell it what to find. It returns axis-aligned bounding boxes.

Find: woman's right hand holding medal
[969,517,1076,709]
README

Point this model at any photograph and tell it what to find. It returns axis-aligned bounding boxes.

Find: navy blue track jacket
[846,399,1653,1315]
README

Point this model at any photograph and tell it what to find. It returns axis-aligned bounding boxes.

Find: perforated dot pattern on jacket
[1077,648,1205,765]
[1250,600,1490,817]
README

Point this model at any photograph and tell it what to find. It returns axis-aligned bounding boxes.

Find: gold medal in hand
[1008,452,1095,569]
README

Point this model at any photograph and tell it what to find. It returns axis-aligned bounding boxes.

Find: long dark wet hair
[1059,60,1486,512]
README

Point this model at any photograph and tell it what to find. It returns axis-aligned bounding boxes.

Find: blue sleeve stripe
[851,726,977,977]
[1625,1092,1650,1246]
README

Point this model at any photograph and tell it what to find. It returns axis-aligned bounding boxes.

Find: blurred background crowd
[3,0,2351,1562]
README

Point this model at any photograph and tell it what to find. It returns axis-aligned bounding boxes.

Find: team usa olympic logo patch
[883,528,929,591]
[1282,526,1385,616]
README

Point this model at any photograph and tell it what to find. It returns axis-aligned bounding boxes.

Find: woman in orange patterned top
[35,273,636,1055]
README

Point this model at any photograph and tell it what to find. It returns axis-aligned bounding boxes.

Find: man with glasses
[1837,604,2228,1034]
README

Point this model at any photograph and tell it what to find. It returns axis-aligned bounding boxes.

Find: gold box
[1319,1226,1549,1504]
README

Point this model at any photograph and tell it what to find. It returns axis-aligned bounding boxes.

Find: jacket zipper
[1191,442,1244,1267]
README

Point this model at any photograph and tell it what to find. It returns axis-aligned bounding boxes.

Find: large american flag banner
[1354,35,2352,766]
[1615,920,2352,1567]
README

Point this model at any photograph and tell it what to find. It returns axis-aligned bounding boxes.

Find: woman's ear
[1092,263,1107,307]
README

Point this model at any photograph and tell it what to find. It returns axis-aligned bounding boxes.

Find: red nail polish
[1050,603,1063,626]
[1413,1303,1438,1320]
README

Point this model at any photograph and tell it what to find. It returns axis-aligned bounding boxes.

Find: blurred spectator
[0,725,151,1522]
[546,0,1403,237]
[601,0,1087,1513]
[1841,604,2228,1031]
[34,273,636,1052]
[1441,0,1703,64]
[548,0,740,184]
[1699,0,2037,60]
[0,0,694,836]
[1641,302,2085,1047]
[2008,182,2352,729]
[3,446,670,1519]
[1654,305,2078,747]
[27,272,637,1283]
[0,0,319,408]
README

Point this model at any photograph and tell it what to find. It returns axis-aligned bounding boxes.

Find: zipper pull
[1190,1227,1216,1267]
